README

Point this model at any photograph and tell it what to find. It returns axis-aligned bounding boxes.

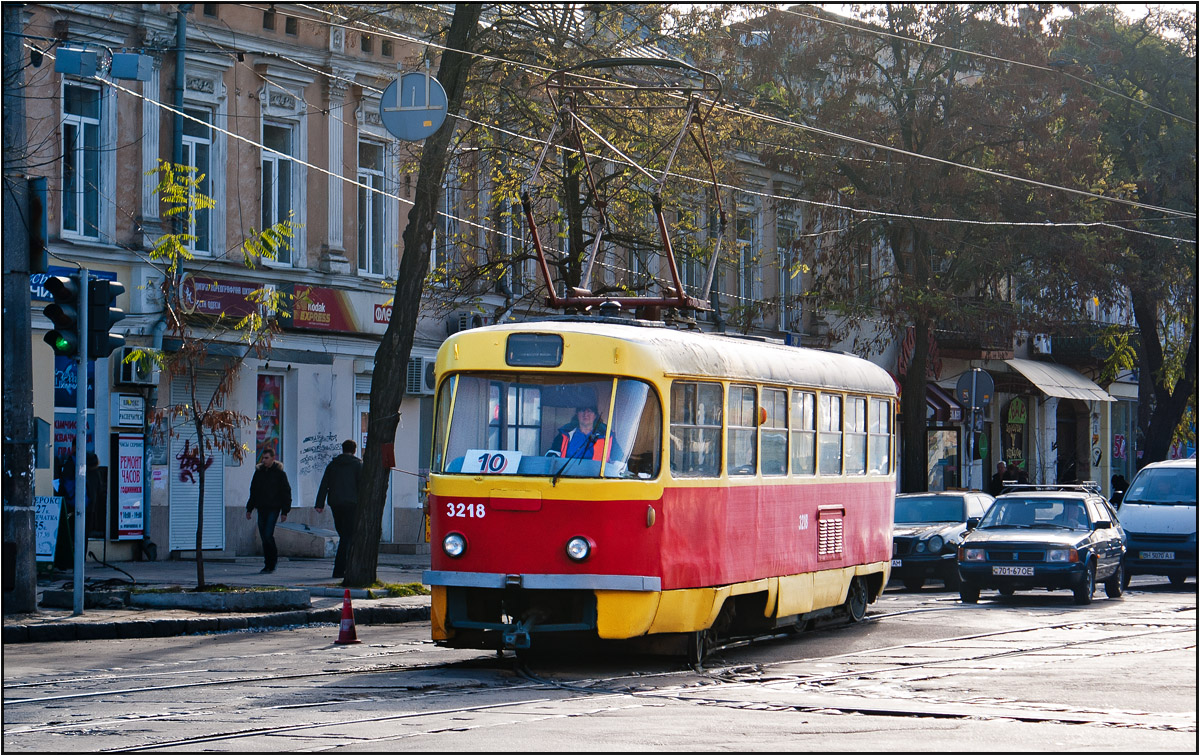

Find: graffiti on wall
[300,432,341,477]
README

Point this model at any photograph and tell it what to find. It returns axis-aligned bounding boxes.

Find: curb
[2,605,430,644]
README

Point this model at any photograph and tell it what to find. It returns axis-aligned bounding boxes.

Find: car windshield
[432,372,663,480]
[1123,467,1198,505]
[895,496,964,523]
[979,497,1091,530]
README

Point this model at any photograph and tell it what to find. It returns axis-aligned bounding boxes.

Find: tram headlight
[927,535,944,553]
[443,532,467,559]
[565,536,593,562]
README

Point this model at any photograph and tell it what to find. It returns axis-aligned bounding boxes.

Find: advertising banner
[289,284,361,333]
[115,434,145,540]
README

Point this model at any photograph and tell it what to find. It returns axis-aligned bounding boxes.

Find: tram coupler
[503,618,535,650]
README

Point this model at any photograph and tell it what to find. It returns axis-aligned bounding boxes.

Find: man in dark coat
[316,439,362,579]
[245,447,291,573]
[989,461,1008,496]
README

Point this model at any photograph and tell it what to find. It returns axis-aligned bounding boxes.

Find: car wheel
[1073,562,1096,605]
[1169,574,1188,588]
[1121,568,1131,590]
[844,577,868,622]
[959,583,980,604]
[998,586,1015,597]
[903,577,924,592]
[1105,560,1125,599]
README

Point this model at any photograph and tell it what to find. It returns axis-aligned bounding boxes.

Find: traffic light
[42,274,82,357]
[88,278,126,358]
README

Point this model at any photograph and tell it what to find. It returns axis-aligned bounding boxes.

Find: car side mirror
[1094,520,1112,529]
[966,517,981,530]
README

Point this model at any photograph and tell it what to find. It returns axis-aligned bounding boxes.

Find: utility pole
[2,4,38,613]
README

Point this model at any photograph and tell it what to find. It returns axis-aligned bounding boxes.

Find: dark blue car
[957,490,1126,605]
[891,492,993,590]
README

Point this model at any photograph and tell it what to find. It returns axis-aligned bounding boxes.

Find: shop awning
[1004,358,1114,402]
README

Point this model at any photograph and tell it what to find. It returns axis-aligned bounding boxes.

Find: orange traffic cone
[335,588,361,644]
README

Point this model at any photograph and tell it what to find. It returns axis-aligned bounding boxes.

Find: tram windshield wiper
[551,432,600,487]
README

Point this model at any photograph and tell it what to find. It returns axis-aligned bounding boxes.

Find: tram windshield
[433,373,663,480]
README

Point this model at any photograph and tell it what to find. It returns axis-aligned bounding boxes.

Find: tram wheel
[844,577,868,622]
[686,629,709,669]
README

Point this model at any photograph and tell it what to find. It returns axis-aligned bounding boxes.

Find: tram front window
[434,373,662,479]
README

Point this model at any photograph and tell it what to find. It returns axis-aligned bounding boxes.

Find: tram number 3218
[447,503,487,519]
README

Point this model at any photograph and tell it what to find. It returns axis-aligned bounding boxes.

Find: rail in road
[3,590,1195,752]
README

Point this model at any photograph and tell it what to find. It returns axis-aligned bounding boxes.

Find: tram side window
[670,381,722,477]
[869,398,891,474]
[727,384,758,476]
[818,393,843,475]
[845,396,867,475]
[761,388,787,476]
[791,390,815,475]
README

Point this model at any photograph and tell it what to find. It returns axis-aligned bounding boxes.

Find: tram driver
[548,398,621,462]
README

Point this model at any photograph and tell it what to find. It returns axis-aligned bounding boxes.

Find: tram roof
[455,319,897,397]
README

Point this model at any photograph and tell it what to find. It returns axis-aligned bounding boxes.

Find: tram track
[5,601,1194,751]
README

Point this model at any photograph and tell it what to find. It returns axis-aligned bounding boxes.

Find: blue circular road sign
[379,72,449,141]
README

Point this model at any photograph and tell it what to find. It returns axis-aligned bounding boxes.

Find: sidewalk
[2,552,432,644]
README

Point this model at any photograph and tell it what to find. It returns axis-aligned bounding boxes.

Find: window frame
[61,81,103,240]
[818,392,843,476]
[180,106,214,256]
[669,380,723,478]
[869,397,892,475]
[357,139,387,277]
[844,395,868,476]
[261,120,295,265]
[791,389,816,476]
[761,387,788,476]
[726,383,758,476]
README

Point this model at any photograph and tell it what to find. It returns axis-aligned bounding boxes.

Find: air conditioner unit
[113,345,159,386]
[1032,334,1052,355]
[405,356,436,396]
[446,310,491,336]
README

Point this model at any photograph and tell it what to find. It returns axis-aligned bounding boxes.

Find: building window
[203,3,218,17]
[778,221,801,331]
[181,108,213,255]
[727,384,757,476]
[736,210,759,306]
[503,201,529,296]
[263,8,275,30]
[361,34,373,54]
[431,166,460,285]
[62,82,101,239]
[357,141,385,276]
[261,122,293,264]
[791,390,815,475]
[382,39,393,57]
[285,16,297,35]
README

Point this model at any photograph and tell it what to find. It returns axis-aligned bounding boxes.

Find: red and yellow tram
[423,318,897,660]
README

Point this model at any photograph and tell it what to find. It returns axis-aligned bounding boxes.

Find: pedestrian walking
[315,439,363,579]
[245,447,291,573]
[989,461,1008,496]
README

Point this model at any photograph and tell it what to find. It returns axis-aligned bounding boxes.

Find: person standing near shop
[245,447,291,574]
[315,439,362,579]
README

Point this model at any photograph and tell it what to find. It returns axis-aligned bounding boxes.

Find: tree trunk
[1133,288,1198,465]
[344,4,483,587]
[900,317,930,493]
[192,404,206,590]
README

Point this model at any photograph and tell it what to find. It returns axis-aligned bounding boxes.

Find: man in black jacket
[245,447,291,573]
[316,439,363,579]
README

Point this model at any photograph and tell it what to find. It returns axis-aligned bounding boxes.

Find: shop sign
[374,300,394,325]
[180,274,266,319]
[288,284,360,333]
[113,394,144,427]
[1113,433,1126,460]
[1007,397,1027,424]
[115,434,144,539]
[34,496,62,561]
[54,356,94,409]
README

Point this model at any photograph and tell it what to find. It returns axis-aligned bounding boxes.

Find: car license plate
[1141,551,1175,560]
[891,559,902,568]
[992,566,1034,576]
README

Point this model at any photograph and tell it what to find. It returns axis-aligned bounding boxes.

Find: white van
[1116,457,1197,588]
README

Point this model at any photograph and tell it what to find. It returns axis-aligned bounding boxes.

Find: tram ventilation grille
[818,517,844,560]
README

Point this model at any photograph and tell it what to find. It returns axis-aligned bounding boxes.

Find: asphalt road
[3,576,1195,752]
